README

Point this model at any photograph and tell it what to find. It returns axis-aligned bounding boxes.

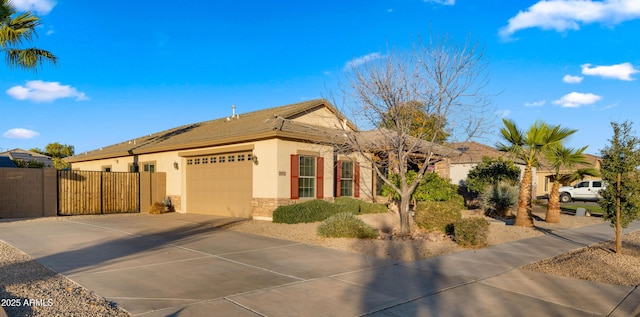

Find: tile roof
[449,141,510,164]
[67,99,353,162]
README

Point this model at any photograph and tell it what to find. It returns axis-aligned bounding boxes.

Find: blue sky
[2,0,639,155]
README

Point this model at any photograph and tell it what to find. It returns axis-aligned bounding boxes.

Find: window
[202,157,208,164]
[298,156,315,198]
[211,157,217,163]
[238,154,245,161]
[219,156,225,163]
[187,159,193,165]
[228,155,235,162]
[336,160,360,198]
[247,154,253,161]
[577,181,588,188]
[593,181,602,188]
[194,158,200,165]
[143,163,155,172]
[102,166,112,172]
[340,161,354,197]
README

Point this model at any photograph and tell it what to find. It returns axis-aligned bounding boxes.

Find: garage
[185,151,253,217]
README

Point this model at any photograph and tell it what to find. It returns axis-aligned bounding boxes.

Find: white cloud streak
[563,74,584,83]
[6,80,89,103]
[499,0,640,39]
[3,128,39,139]
[344,52,382,70]
[581,62,639,81]
[553,92,602,108]
[424,0,455,5]
[525,100,546,107]
[10,0,57,15]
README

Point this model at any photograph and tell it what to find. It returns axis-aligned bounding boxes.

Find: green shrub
[414,201,462,234]
[381,171,462,203]
[454,217,490,247]
[334,197,388,214]
[273,200,348,224]
[317,213,378,239]
[481,183,518,217]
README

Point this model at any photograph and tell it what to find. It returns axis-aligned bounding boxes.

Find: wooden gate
[58,171,139,215]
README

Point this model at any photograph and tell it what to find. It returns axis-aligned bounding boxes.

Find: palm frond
[6,47,57,70]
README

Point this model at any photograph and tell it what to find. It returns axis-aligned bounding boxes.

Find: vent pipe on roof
[232,105,236,118]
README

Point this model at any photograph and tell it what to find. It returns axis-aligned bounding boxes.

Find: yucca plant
[481,182,518,218]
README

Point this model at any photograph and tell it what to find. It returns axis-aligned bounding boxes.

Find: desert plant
[149,202,174,214]
[273,200,347,224]
[481,183,518,217]
[414,201,463,234]
[454,217,489,247]
[317,213,378,239]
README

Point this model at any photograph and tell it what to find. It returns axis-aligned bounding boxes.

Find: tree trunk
[515,165,534,227]
[616,173,621,254]
[545,180,561,223]
[398,194,412,236]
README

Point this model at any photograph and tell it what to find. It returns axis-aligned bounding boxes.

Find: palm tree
[1,0,57,71]
[543,145,597,223]
[496,119,577,227]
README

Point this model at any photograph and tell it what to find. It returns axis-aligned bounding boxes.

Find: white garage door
[185,151,253,217]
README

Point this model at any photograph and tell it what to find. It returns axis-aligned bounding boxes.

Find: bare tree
[340,35,494,235]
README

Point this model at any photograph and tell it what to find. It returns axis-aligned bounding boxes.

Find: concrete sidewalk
[0,213,639,316]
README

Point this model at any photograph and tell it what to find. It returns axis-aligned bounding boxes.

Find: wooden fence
[58,171,140,215]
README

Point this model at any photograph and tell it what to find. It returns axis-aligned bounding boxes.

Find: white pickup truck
[559,180,605,203]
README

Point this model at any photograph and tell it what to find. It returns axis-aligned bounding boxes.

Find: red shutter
[290,155,299,199]
[316,157,324,199]
[354,162,360,198]
[335,160,342,197]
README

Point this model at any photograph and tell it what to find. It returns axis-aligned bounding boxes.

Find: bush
[414,201,462,234]
[381,171,462,203]
[454,217,490,247]
[317,213,378,239]
[273,200,347,224]
[149,202,174,214]
[273,198,388,224]
[334,197,388,214]
[481,183,518,217]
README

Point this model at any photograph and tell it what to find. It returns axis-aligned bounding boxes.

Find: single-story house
[0,149,53,167]
[67,99,376,220]
[447,141,528,187]
[535,153,602,198]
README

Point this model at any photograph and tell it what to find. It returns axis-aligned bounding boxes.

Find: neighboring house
[535,153,602,199]
[66,99,374,220]
[0,156,16,168]
[447,141,529,187]
[0,148,53,167]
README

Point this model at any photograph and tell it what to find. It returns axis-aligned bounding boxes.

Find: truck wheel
[560,193,572,203]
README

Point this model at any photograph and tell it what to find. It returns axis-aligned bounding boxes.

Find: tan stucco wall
[290,106,353,131]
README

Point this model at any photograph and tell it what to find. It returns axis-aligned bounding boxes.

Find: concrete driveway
[0,213,396,316]
[1,213,639,316]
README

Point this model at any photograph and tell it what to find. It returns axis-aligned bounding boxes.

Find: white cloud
[553,92,602,108]
[563,74,584,83]
[581,62,639,81]
[496,109,511,118]
[6,80,89,103]
[3,128,39,139]
[499,0,640,39]
[11,0,57,15]
[525,100,546,107]
[344,52,382,70]
[424,0,455,5]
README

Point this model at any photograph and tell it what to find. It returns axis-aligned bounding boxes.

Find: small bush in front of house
[273,200,349,224]
[453,217,490,248]
[334,197,388,214]
[414,201,463,235]
[149,202,173,214]
[317,213,379,239]
[481,183,518,218]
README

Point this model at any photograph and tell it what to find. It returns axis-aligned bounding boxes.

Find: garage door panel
[186,151,253,217]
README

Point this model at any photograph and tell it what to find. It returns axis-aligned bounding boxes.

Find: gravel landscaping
[1,206,638,316]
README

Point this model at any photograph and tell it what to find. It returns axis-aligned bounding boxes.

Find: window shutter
[354,162,360,198]
[335,160,342,197]
[316,157,324,199]
[290,155,299,199]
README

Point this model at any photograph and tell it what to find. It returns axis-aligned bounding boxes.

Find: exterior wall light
[173,162,179,170]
